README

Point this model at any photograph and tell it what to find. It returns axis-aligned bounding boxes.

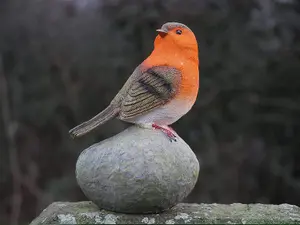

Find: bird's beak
[156,28,168,34]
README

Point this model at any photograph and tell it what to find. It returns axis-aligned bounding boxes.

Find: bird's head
[154,22,198,52]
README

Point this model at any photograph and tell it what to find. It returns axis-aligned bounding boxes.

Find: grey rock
[30,201,300,224]
[76,125,199,214]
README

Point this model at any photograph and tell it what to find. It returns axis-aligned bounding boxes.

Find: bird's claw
[167,133,177,142]
[152,124,177,142]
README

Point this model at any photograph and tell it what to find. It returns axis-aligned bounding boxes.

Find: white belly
[124,99,194,125]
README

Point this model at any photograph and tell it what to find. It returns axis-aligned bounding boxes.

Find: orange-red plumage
[144,25,199,102]
[69,22,199,141]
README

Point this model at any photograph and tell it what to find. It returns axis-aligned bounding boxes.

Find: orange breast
[143,47,199,105]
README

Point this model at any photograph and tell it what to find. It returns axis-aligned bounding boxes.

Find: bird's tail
[69,104,119,138]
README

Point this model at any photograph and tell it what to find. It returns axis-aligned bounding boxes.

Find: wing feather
[119,66,181,120]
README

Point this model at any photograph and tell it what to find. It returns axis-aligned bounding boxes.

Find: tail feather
[69,104,119,138]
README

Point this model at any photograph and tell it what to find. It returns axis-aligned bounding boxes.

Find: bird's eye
[176,29,182,35]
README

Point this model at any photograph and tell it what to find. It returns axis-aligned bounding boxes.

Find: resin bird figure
[69,22,199,141]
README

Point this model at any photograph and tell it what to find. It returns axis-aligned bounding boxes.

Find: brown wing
[119,65,181,120]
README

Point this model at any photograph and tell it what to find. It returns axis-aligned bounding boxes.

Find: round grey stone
[76,125,200,214]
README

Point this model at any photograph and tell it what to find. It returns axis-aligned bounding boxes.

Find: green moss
[30,202,300,225]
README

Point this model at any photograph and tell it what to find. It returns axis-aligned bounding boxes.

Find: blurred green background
[0,0,300,224]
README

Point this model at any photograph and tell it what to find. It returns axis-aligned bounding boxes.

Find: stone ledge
[30,201,300,224]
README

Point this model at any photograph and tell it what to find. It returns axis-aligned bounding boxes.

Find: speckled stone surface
[30,201,300,224]
[75,125,199,214]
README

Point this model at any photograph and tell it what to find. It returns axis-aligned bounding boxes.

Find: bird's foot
[152,124,177,142]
